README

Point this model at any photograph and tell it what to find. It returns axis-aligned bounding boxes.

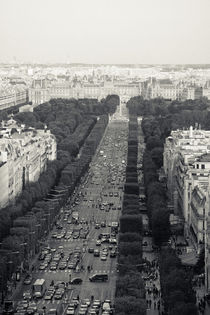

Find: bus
[33,279,46,298]
[111,222,119,234]
[89,273,108,282]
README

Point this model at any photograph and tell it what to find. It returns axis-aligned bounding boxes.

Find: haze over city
[1,0,210,64]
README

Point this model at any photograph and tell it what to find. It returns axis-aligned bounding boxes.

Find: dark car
[70,278,82,285]
[94,249,100,257]
[88,248,94,253]
[89,273,108,282]
[110,250,116,258]
[38,253,46,261]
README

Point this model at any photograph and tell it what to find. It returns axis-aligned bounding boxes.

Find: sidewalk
[195,284,210,315]
[0,253,40,314]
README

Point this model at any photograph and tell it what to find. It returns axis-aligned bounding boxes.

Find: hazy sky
[0,0,210,64]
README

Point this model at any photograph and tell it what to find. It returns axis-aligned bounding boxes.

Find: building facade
[29,79,141,105]
[0,119,57,208]
[164,127,210,250]
[0,83,28,110]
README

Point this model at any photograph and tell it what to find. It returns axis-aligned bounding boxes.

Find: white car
[101,255,107,261]
[109,238,117,244]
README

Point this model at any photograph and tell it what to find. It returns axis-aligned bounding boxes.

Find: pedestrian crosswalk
[34,269,116,274]
[38,299,61,306]
[52,238,96,242]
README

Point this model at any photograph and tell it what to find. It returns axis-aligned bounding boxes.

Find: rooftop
[197,153,210,162]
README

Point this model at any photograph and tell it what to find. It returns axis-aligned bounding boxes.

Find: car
[39,263,47,270]
[101,255,107,261]
[66,307,75,315]
[71,298,79,307]
[88,247,94,253]
[143,241,148,246]
[54,289,64,300]
[55,281,66,289]
[102,248,108,256]
[50,263,57,271]
[59,263,67,270]
[23,275,32,285]
[38,253,46,261]
[78,309,87,315]
[67,303,76,310]
[89,273,108,282]
[82,299,91,307]
[44,292,53,300]
[68,262,76,269]
[94,249,100,257]
[26,302,37,314]
[110,250,116,258]
[88,310,97,315]
[70,278,83,285]
[80,303,88,310]
[48,287,55,294]
[96,240,101,246]
[101,222,106,227]
[73,232,80,239]
[102,301,111,312]
[95,224,100,229]
[109,238,117,244]
[23,291,32,300]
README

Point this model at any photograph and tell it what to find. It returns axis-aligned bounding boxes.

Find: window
[197,164,199,169]
[201,164,205,169]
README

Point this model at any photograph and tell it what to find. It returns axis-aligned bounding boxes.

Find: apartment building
[164,127,210,248]
[0,119,57,208]
[0,83,28,110]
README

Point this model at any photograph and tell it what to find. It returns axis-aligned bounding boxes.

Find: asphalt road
[14,119,128,315]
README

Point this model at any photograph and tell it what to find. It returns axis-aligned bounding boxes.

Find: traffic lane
[78,252,118,301]
[34,288,73,314]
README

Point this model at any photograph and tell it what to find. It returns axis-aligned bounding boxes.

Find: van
[47,308,58,315]
[89,273,108,282]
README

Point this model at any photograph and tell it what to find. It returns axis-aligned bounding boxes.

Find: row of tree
[127,96,210,139]
[115,115,146,315]
[139,112,198,314]
[141,117,170,246]
[159,248,197,315]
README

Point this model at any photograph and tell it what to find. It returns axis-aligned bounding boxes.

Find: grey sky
[0,0,210,64]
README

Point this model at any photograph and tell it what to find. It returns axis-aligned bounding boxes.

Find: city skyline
[1,0,210,64]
